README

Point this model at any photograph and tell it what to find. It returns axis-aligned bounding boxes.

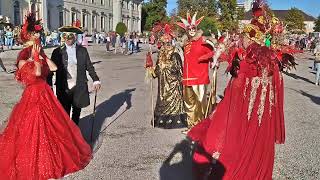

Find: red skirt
[0,81,92,180]
[188,72,285,180]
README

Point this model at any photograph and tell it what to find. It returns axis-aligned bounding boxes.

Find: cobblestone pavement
[0,45,319,180]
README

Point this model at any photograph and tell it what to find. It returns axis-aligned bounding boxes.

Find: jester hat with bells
[176,12,204,31]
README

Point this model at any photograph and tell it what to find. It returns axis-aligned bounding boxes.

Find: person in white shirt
[48,31,101,125]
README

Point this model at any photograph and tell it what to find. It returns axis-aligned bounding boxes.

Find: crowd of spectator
[0,25,150,56]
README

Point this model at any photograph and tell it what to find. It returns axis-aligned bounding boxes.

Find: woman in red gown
[188,2,297,179]
[0,13,92,179]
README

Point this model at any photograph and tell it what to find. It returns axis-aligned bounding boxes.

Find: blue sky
[167,0,320,17]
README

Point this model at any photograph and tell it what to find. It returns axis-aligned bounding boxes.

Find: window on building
[127,1,129,9]
[13,1,20,26]
[71,12,76,24]
[59,11,64,27]
[92,15,96,30]
[132,3,135,10]
[82,13,87,28]
[101,16,105,31]
[101,0,104,5]
[31,3,36,13]
[48,9,51,30]
[108,0,111,6]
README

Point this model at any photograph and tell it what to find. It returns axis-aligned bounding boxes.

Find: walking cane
[90,90,98,142]
[151,77,155,128]
[205,66,218,118]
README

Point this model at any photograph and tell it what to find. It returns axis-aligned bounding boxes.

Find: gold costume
[153,46,187,129]
[183,84,207,128]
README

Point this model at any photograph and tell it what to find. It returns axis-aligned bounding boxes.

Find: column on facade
[81,9,85,30]
[63,9,67,26]
[0,0,2,15]
[128,0,133,32]
[41,0,48,30]
[106,14,109,32]
[87,11,92,33]
[138,2,142,33]
[112,0,122,31]
[108,13,113,32]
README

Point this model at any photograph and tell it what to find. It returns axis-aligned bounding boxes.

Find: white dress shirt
[66,44,101,90]
[66,44,77,89]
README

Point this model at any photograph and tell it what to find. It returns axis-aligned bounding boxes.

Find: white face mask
[188,27,196,37]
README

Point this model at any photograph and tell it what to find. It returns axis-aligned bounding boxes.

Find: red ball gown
[0,47,92,180]
[188,43,287,180]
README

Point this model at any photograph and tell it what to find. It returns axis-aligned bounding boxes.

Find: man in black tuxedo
[48,32,101,125]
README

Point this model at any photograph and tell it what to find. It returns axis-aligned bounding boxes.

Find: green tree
[198,17,219,36]
[218,0,240,31]
[285,8,306,33]
[177,0,218,18]
[142,0,168,31]
[314,15,320,32]
[115,22,127,36]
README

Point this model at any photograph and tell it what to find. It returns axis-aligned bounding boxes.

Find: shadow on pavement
[299,90,320,105]
[159,139,194,180]
[79,88,136,150]
[160,139,226,180]
[92,60,102,65]
[0,57,7,72]
[283,71,315,84]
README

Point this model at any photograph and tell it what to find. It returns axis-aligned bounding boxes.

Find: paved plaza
[0,45,319,180]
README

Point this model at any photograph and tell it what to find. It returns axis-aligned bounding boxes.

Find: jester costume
[0,13,92,179]
[187,1,298,179]
[177,12,215,128]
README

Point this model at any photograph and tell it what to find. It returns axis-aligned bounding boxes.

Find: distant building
[0,0,143,33]
[241,10,316,33]
[244,0,253,12]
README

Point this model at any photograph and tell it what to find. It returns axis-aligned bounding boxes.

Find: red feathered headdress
[176,12,204,31]
[152,23,175,43]
[20,13,43,43]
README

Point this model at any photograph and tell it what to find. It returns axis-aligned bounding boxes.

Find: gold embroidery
[244,78,249,98]
[185,43,192,54]
[248,77,260,120]
[257,70,268,126]
[269,80,274,115]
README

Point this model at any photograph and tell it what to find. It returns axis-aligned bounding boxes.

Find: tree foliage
[314,15,320,32]
[115,22,127,36]
[218,0,240,31]
[177,0,218,18]
[285,8,306,33]
[198,17,219,36]
[142,0,168,31]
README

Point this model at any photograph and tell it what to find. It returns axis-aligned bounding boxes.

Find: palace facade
[0,0,143,33]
